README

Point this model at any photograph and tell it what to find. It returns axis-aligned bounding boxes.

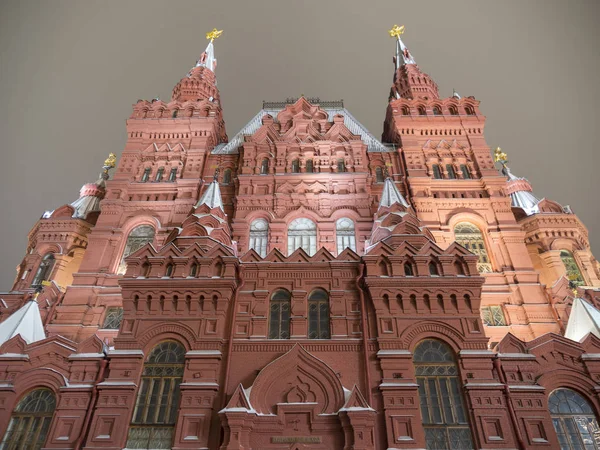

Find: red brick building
[1,27,600,450]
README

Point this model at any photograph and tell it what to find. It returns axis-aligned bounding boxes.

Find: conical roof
[195,179,224,210]
[380,177,409,209]
[0,299,46,346]
[503,166,540,216]
[565,297,600,342]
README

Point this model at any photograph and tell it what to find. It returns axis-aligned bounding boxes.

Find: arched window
[336,218,356,254]
[446,164,456,179]
[31,253,55,287]
[155,167,164,182]
[404,263,414,276]
[560,250,585,288]
[260,158,269,175]
[337,158,346,173]
[117,225,155,275]
[102,307,124,329]
[165,263,174,278]
[429,262,439,276]
[549,388,600,450]
[433,106,442,116]
[269,290,291,339]
[189,263,198,277]
[308,289,330,339]
[168,167,177,182]
[127,341,185,449]
[465,106,475,116]
[375,167,384,183]
[1,389,56,449]
[249,219,269,257]
[291,159,300,173]
[287,218,317,256]
[413,340,473,449]
[222,169,232,184]
[460,164,471,179]
[141,167,151,182]
[449,106,458,116]
[418,106,427,116]
[306,159,314,173]
[432,164,442,179]
[402,106,410,116]
[454,222,492,273]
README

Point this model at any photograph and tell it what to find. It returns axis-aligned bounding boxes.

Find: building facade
[1,27,600,450]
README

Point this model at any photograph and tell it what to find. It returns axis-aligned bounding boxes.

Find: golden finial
[493,147,508,165]
[388,24,405,39]
[104,153,117,170]
[206,28,223,42]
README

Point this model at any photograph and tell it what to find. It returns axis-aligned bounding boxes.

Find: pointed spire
[69,153,115,220]
[192,28,223,74]
[389,24,416,69]
[452,89,461,99]
[565,297,600,342]
[494,147,540,216]
[0,296,46,346]
[195,170,224,210]
[379,176,409,209]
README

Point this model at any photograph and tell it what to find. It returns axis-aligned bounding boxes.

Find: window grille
[308,289,330,339]
[336,218,356,254]
[268,290,291,339]
[117,225,155,275]
[549,388,600,450]
[481,306,506,326]
[127,341,185,449]
[413,340,474,450]
[375,167,384,182]
[454,222,492,273]
[102,307,124,329]
[0,388,56,450]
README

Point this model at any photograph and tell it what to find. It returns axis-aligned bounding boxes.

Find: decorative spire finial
[388,24,405,38]
[389,24,415,68]
[206,28,223,42]
[102,153,117,178]
[493,147,508,167]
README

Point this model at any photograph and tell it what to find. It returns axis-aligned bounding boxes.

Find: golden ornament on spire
[206,28,223,42]
[104,153,117,170]
[388,24,405,39]
[493,147,508,165]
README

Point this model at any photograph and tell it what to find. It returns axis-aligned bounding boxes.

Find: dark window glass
[223,169,232,184]
[446,164,456,179]
[404,263,414,276]
[376,167,384,183]
[418,106,427,116]
[102,307,124,329]
[269,290,291,339]
[337,159,346,173]
[261,159,269,175]
[168,167,177,182]
[292,159,300,173]
[308,289,330,339]
[433,106,442,116]
[460,164,471,179]
[429,262,439,276]
[141,167,151,182]
[306,159,314,173]
[432,165,442,179]
[155,167,164,182]
[31,253,55,287]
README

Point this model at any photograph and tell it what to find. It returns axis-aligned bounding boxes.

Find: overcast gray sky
[1,0,599,290]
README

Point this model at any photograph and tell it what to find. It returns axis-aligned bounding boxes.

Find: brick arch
[400,320,468,353]
[136,322,196,354]
[13,367,68,397]
[249,344,344,415]
[538,368,600,409]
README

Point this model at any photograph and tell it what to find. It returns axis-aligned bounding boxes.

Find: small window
[375,167,384,183]
[189,263,198,277]
[269,290,291,339]
[172,110,178,118]
[168,167,177,182]
[465,106,475,116]
[433,106,442,116]
[291,159,300,173]
[141,167,151,182]
[481,306,506,326]
[449,106,458,116]
[418,106,427,116]
[308,289,330,339]
[337,158,346,173]
[31,253,55,287]
[460,164,471,179]
[306,159,314,173]
[432,164,442,179]
[155,167,164,182]
[429,262,439,276]
[446,164,456,179]
[404,263,414,276]
[142,262,151,278]
[102,307,124,329]
[402,106,410,116]
[260,158,269,175]
[223,169,232,184]
[165,263,174,278]
[560,250,585,288]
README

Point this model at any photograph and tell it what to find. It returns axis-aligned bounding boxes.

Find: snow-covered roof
[195,179,224,210]
[212,103,393,155]
[0,300,46,346]
[565,297,600,342]
[380,177,409,209]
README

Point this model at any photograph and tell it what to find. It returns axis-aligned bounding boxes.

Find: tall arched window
[306,159,314,173]
[268,290,291,339]
[460,164,471,179]
[433,106,442,116]
[168,167,177,182]
[222,169,232,184]
[449,106,458,116]
[549,388,600,450]
[1,388,56,449]
[336,218,356,254]
[141,167,151,182]
[560,250,585,288]
[260,158,269,175]
[117,225,155,275]
[308,289,330,339]
[418,106,427,116]
[31,253,55,287]
[287,218,317,256]
[291,159,300,173]
[432,165,442,179]
[454,222,492,273]
[337,158,346,173]
[249,219,269,257]
[413,340,473,450]
[446,164,456,179]
[155,167,164,182]
[375,167,384,183]
[127,341,185,449]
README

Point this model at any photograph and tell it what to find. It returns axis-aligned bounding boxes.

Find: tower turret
[171,28,223,102]
[388,25,439,101]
